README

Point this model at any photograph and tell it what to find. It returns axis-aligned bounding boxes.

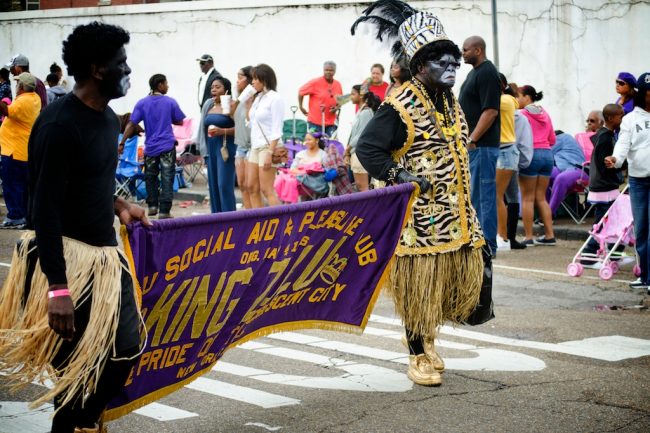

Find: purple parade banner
[104,183,416,420]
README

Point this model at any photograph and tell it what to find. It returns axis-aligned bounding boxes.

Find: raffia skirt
[386,246,483,339]
[0,231,134,410]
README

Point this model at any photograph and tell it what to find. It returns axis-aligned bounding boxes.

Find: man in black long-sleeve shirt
[26,22,150,433]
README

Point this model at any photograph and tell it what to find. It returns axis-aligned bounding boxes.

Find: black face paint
[98,46,132,100]
[420,54,459,89]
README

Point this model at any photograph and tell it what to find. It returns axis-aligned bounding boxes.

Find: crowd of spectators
[0,45,648,290]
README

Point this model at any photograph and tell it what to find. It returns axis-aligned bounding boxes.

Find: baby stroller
[567,185,641,280]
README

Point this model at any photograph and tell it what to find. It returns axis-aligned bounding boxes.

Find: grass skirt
[0,231,130,410]
[387,246,483,338]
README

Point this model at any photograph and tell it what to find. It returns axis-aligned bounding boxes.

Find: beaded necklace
[412,79,460,143]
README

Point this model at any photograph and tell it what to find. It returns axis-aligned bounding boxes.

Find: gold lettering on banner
[141,272,159,295]
[206,268,253,336]
[192,239,207,263]
[264,247,278,259]
[134,342,195,377]
[308,283,347,303]
[146,279,192,347]
[240,250,260,264]
[211,228,236,253]
[163,228,235,281]
[163,276,201,344]
[247,218,279,244]
[284,217,294,235]
[169,273,226,342]
[237,234,349,331]
[299,212,316,232]
[176,362,197,379]
[292,236,348,291]
[241,258,292,324]
[146,268,252,347]
[355,234,378,266]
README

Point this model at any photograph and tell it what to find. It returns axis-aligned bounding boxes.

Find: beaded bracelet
[48,288,71,299]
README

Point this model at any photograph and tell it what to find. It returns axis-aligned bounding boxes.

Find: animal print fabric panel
[384,81,484,255]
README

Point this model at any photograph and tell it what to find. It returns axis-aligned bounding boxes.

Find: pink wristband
[48,289,71,299]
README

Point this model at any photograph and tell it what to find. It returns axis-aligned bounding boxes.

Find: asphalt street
[0,195,649,433]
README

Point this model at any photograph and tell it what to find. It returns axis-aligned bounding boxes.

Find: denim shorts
[519,148,553,177]
[496,144,519,171]
[235,146,250,159]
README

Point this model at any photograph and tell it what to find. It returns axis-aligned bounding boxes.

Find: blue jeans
[308,122,337,138]
[0,155,28,221]
[629,176,650,284]
[469,146,499,254]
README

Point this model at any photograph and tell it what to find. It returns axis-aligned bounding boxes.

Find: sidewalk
[169,175,593,241]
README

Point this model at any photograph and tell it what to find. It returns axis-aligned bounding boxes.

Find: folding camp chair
[115,134,145,201]
[559,163,595,224]
[173,118,206,184]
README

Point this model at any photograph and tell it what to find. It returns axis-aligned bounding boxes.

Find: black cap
[196,54,213,63]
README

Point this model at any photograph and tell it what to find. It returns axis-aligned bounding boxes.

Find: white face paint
[425,54,460,88]
[118,76,131,97]
[98,46,132,100]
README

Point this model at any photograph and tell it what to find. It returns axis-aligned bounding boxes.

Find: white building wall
[1,0,648,142]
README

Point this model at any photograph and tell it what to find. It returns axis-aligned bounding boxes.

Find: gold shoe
[401,335,445,373]
[423,337,445,373]
[407,354,442,386]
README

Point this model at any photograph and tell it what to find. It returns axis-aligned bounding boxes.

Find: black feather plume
[391,41,404,60]
[350,0,418,44]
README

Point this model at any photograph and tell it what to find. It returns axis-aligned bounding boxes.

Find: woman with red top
[517,85,556,246]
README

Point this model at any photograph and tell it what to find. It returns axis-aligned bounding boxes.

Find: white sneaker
[496,235,511,251]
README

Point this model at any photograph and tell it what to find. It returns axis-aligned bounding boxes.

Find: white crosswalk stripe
[3,313,650,429]
[185,377,300,408]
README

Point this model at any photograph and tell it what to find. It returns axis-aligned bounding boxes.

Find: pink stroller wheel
[633,265,642,277]
[599,265,614,280]
[610,261,620,274]
[567,263,583,277]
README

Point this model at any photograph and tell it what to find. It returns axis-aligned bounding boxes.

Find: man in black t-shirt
[25,22,150,433]
[459,35,501,256]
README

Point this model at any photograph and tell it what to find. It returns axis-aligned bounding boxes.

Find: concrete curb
[174,190,207,203]
[517,223,590,242]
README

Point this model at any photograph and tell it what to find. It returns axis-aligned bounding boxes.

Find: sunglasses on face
[586,119,598,123]
[616,80,627,86]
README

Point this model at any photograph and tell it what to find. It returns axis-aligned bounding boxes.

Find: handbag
[271,147,288,165]
[463,245,495,326]
[257,121,288,165]
[220,142,229,162]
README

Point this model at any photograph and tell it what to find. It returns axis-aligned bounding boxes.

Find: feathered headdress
[351,0,449,61]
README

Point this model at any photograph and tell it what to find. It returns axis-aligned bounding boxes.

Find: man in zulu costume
[353,0,493,386]
[0,22,149,433]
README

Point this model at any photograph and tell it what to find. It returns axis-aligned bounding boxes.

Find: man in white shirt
[197,54,221,109]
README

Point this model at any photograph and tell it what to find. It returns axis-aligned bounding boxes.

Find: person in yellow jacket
[0,71,41,228]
